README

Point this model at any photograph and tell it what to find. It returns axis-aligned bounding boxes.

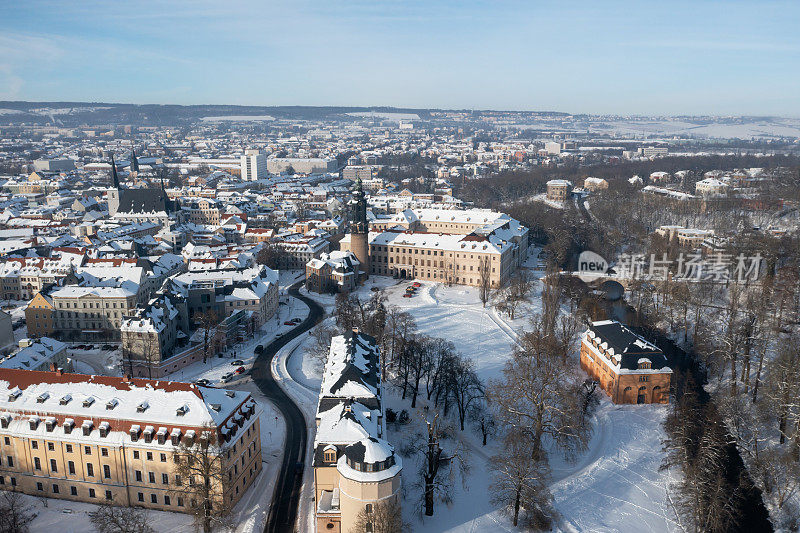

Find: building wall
[0,406,261,513]
[358,242,512,288]
[579,340,670,404]
[338,474,402,532]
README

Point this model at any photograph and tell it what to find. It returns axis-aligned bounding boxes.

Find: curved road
[251,279,324,533]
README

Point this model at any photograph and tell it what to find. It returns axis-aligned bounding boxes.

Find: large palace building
[580,320,672,404]
[0,368,261,512]
[313,331,402,533]
[340,207,529,288]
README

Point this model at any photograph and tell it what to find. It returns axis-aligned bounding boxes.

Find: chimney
[49,363,57,372]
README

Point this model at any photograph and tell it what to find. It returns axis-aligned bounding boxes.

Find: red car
[284,321,294,326]
[234,367,246,374]
[403,293,413,298]
[412,282,421,288]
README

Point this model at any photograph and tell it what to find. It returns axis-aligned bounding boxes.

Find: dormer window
[0,415,10,428]
[106,399,118,410]
[137,401,149,413]
[130,425,141,442]
[176,405,188,417]
[83,397,95,408]
[171,429,182,446]
[60,394,72,405]
[45,418,57,432]
[36,392,49,403]
[8,390,21,402]
[323,446,337,463]
[63,419,74,434]
[99,422,110,438]
[225,391,235,398]
[210,404,221,412]
[82,421,94,436]
[143,426,154,443]
[29,416,40,430]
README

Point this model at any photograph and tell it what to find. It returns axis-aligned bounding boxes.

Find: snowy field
[291,273,680,533]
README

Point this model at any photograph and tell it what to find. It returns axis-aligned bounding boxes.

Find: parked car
[284,321,295,326]
[231,360,244,366]
[292,317,301,323]
[276,332,283,338]
[195,378,210,386]
[234,367,246,375]
[412,282,421,288]
[403,293,413,298]
[220,372,234,383]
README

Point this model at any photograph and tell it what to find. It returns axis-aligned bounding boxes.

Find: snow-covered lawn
[292,275,681,532]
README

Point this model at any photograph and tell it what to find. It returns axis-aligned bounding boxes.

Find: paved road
[251,280,323,533]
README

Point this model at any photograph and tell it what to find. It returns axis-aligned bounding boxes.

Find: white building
[240,149,267,181]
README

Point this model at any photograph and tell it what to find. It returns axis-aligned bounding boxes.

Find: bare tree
[350,497,409,533]
[488,315,592,462]
[171,427,229,533]
[413,413,468,517]
[196,309,220,364]
[469,401,496,446]
[0,491,37,533]
[495,270,533,320]
[478,256,491,307]
[88,503,155,533]
[764,334,800,447]
[450,355,484,431]
[255,243,284,270]
[308,323,337,363]
[489,431,555,529]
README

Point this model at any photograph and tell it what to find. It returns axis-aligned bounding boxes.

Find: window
[138,492,144,502]
[48,442,54,451]
[10,477,15,487]
[70,486,77,496]
[66,444,72,453]
[149,472,155,483]
[6,457,13,468]
[103,465,111,479]
[68,461,75,475]
[36,482,43,491]
[52,484,59,494]
[34,457,41,471]
[84,446,91,455]
[31,441,38,450]
[365,504,373,514]
[162,473,169,484]
[175,475,182,486]
[3,437,8,445]
[133,450,140,459]
[164,495,171,506]
[86,463,94,477]
[150,494,158,504]
[146,452,153,461]
[50,459,57,472]
[89,488,96,498]
[101,448,108,457]
[160,453,166,462]
[105,490,112,501]
[135,470,142,481]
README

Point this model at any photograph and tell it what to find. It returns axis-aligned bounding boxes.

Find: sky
[0,0,798,116]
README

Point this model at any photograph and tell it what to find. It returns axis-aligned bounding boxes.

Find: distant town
[0,103,798,533]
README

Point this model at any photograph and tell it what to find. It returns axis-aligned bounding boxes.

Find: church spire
[130,148,139,173]
[110,154,120,189]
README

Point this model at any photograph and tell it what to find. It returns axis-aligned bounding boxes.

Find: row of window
[56,301,127,309]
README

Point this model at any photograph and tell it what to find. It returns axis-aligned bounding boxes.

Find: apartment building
[546,179,573,201]
[49,285,139,341]
[305,251,360,294]
[120,293,187,378]
[313,332,402,533]
[170,265,278,326]
[181,198,222,225]
[240,149,267,181]
[580,320,672,404]
[274,236,330,270]
[0,338,71,372]
[0,368,261,512]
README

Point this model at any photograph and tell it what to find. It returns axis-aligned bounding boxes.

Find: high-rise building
[240,149,267,181]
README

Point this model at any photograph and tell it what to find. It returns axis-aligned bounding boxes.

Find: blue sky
[0,0,798,115]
